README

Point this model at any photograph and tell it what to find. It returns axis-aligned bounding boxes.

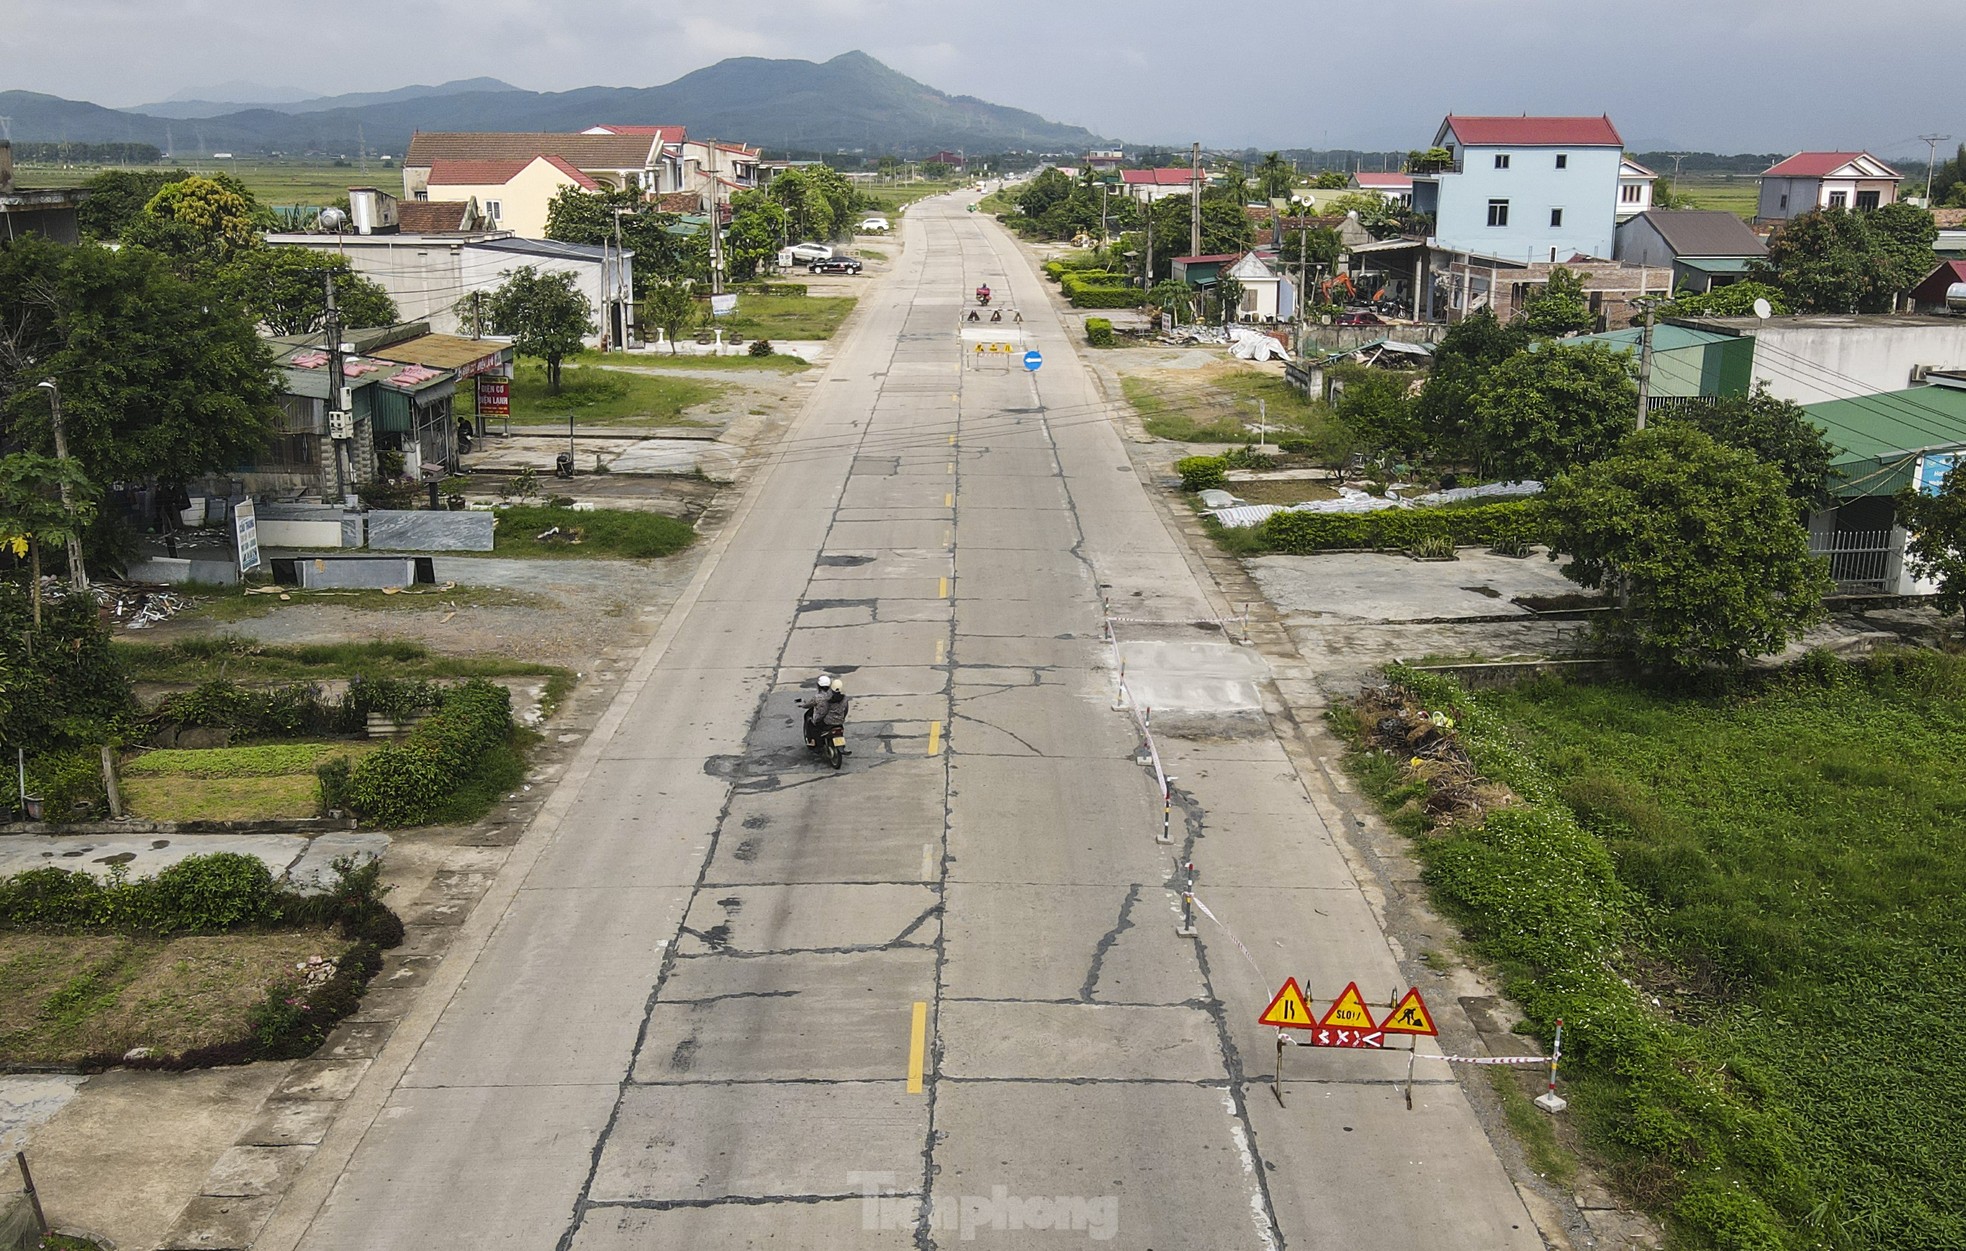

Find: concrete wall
[1746,322,1966,405]
[1429,143,1622,261]
[270,236,472,334]
[461,246,616,345]
[1612,215,1675,269]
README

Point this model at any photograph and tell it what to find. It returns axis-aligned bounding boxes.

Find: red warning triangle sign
[1317,981,1378,1030]
[1380,987,1439,1037]
[1258,977,1314,1029]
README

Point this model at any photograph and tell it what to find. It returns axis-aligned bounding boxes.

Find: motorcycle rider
[976,283,991,305]
[808,677,849,753]
[801,674,832,744]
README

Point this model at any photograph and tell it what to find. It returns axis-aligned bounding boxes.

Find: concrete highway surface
[259,193,1544,1249]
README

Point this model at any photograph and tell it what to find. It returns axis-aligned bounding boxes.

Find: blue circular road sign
[1023,350,1043,372]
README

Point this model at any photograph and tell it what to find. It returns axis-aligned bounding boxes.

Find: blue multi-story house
[1412,115,1627,263]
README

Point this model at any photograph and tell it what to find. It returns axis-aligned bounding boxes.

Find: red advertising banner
[477,376,511,417]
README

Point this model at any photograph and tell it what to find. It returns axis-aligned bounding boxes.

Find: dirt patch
[0,930,344,1067]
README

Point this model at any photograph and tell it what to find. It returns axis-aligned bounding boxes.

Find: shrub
[1260,499,1543,553]
[748,338,775,357]
[1084,317,1115,347]
[152,679,355,738]
[248,940,385,1059]
[146,852,276,931]
[26,749,109,822]
[345,680,514,826]
[317,756,353,813]
[1176,455,1229,492]
[1068,285,1146,309]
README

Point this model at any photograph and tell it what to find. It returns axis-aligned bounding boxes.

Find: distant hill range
[1,52,1111,157]
[128,78,525,121]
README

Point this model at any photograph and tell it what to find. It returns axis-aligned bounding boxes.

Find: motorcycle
[803,704,847,770]
[976,286,992,306]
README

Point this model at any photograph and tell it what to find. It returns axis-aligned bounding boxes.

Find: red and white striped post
[1535,1018,1567,1113]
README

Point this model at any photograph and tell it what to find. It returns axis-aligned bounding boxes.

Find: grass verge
[116,637,567,686]
[720,294,857,341]
[176,584,545,624]
[491,505,695,560]
[1123,364,1349,456]
[119,741,382,822]
[572,349,810,373]
[1337,652,1966,1250]
[0,929,344,1066]
[509,361,723,428]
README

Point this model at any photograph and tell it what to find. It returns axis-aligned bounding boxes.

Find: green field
[490,505,695,560]
[1670,173,1760,220]
[1122,362,1349,456]
[717,293,857,342]
[1353,655,1966,1249]
[574,349,810,373]
[15,158,363,207]
[509,362,723,428]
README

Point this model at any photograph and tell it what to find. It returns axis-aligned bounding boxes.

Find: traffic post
[1176,861,1197,937]
[1023,349,1043,372]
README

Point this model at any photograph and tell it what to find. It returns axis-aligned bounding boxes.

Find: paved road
[262,195,1542,1249]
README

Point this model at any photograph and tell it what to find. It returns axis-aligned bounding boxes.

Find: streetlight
[33,380,88,591]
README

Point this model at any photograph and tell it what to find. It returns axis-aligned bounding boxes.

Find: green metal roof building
[1803,382,1966,499]
[1566,323,1756,400]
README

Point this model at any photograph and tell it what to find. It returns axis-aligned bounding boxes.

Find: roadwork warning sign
[1258,978,1314,1029]
[1381,988,1439,1037]
[1318,982,1378,1030]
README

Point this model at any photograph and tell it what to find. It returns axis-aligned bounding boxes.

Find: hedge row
[1260,499,1543,553]
[735,282,808,297]
[1059,271,1128,298]
[1042,255,1110,280]
[1067,285,1145,309]
[344,680,514,827]
[151,676,445,738]
[1084,317,1115,347]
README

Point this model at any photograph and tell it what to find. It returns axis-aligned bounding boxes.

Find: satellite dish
[318,208,348,233]
[1752,297,1773,320]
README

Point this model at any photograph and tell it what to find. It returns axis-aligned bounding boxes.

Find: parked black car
[809,257,863,275]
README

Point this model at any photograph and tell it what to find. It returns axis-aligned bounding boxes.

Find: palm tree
[1257,152,1294,200]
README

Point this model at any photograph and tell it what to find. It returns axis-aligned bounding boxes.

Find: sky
[2,0,1955,159]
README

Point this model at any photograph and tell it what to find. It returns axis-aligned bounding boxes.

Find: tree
[1214,272,1244,325]
[221,249,397,335]
[724,191,789,282]
[0,452,98,627]
[1311,171,1348,190]
[645,281,700,354]
[1653,386,1835,507]
[767,165,859,241]
[1469,342,1638,480]
[123,175,267,262]
[1652,280,1790,320]
[1760,205,1936,313]
[1411,310,1532,461]
[485,267,593,391]
[1328,192,1401,231]
[1330,365,1423,459]
[1520,268,1595,336]
[0,239,280,492]
[1543,424,1831,671]
[75,167,195,239]
[1256,153,1295,201]
[1124,196,1253,280]
[543,186,696,289]
[1896,462,1966,617]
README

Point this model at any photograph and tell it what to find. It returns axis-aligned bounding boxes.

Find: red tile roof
[539,155,603,190]
[1174,253,1242,264]
[427,156,599,190]
[1352,172,1412,189]
[1910,260,1966,304]
[586,125,676,136]
[406,131,657,170]
[1443,115,1623,147]
[1933,208,1966,229]
[395,200,476,232]
[1121,168,1201,186]
[1761,151,1901,178]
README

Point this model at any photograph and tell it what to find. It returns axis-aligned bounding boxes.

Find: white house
[1121,168,1204,204]
[1350,171,1413,207]
[1617,157,1657,220]
[1410,114,1626,263]
[1756,152,1901,223]
[1226,251,1291,321]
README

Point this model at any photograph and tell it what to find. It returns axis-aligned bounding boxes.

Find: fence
[1809,528,1896,593]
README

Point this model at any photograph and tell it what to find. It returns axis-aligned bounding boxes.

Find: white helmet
[829,678,844,694]
[815,675,832,691]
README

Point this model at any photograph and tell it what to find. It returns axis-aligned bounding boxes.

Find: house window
[1780,193,1789,209]
[1494,154,1511,170]
[1828,190,1848,209]
[1487,199,1510,227]
[413,190,428,201]
[484,200,502,221]
[1555,154,1568,169]
[1550,208,1564,227]
[1856,189,1881,210]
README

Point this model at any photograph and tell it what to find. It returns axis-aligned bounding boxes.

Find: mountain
[165,79,317,105]
[7,53,1111,156]
[130,77,525,120]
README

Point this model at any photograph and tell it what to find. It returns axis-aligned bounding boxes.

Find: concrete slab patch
[939,1001,1223,1080]
[159,1193,281,1250]
[941,883,1204,1004]
[271,1059,370,1104]
[634,948,935,1082]
[946,757,1164,886]
[676,882,938,955]
[237,1099,339,1147]
[202,1144,315,1197]
[571,1198,920,1250]
[931,1082,1261,1249]
[588,1082,925,1204]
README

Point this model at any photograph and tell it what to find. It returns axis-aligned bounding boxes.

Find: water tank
[1946,282,1966,314]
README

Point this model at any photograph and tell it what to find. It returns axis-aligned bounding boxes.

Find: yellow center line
[938,575,949,598]
[946,461,955,475]
[935,638,947,665]
[907,1001,928,1093]
[949,433,957,444]
[927,719,942,755]
[945,492,954,508]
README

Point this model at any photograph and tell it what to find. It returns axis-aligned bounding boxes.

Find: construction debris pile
[95,581,197,629]
[1350,682,1496,826]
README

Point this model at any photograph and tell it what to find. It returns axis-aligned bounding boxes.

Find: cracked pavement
[253,194,1548,1250]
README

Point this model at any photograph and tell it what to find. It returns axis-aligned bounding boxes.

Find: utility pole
[324,274,350,502]
[613,206,629,348]
[1635,300,1656,430]
[1190,141,1202,258]
[1143,205,1155,301]
[1921,134,1953,204]
[32,381,87,591]
[706,141,725,297]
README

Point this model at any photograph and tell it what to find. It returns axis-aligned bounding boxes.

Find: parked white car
[785,242,834,263]
[858,216,891,232]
